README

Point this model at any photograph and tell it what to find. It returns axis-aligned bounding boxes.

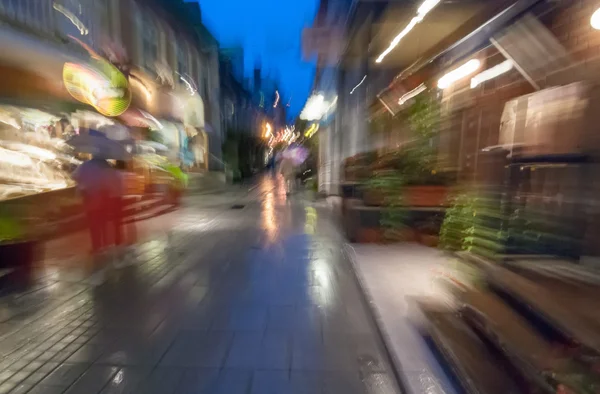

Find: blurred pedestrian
[279,156,297,195]
[112,160,137,267]
[72,155,114,265]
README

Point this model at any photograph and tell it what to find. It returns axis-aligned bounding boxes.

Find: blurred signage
[63,58,131,117]
[302,27,343,64]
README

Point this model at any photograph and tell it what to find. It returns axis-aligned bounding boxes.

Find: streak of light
[129,75,152,101]
[470,60,513,88]
[438,59,481,89]
[376,0,441,63]
[274,90,280,108]
[177,73,197,96]
[350,75,367,94]
[264,123,273,138]
[7,144,57,161]
[304,123,319,138]
[53,3,89,35]
[398,83,426,105]
[0,147,34,167]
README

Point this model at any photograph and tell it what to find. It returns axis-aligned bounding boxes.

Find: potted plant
[343,151,378,182]
[404,168,453,207]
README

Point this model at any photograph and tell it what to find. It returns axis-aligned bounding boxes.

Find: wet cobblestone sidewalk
[0,177,401,394]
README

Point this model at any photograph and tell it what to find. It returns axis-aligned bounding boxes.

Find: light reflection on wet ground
[0,176,402,394]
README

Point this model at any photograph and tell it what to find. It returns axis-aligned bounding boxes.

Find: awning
[0,25,87,81]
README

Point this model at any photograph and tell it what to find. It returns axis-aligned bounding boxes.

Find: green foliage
[407,93,440,140]
[163,164,188,189]
[0,207,23,242]
[364,170,407,238]
[305,177,318,192]
[440,192,477,251]
[440,191,508,258]
[406,92,440,169]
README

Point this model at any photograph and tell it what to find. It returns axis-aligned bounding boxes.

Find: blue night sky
[196,0,318,118]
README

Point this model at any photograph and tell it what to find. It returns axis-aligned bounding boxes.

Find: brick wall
[438,0,600,182]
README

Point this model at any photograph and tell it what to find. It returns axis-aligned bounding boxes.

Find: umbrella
[98,124,131,141]
[67,130,131,160]
[281,145,309,166]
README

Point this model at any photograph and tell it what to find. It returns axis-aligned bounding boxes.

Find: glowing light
[304,123,319,138]
[0,148,33,167]
[398,83,427,105]
[264,123,273,138]
[350,75,367,94]
[63,59,131,117]
[300,94,329,121]
[178,73,197,96]
[7,144,57,161]
[376,0,441,63]
[592,8,600,30]
[53,3,88,35]
[470,60,513,88]
[437,59,481,89]
[274,90,280,108]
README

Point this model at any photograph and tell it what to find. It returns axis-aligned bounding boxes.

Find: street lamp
[592,7,600,30]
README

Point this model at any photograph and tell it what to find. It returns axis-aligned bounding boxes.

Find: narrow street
[0,176,402,394]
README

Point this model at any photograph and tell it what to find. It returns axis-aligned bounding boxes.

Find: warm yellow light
[304,123,319,138]
[592,8,600,30]
[376,0,441,63]
[264,123,273,138]
[437,59,481,89]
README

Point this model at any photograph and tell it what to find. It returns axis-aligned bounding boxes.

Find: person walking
[72,155,123,283]
[279,156,297,195]
[72,156,114,262]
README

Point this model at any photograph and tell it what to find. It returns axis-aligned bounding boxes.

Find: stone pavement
[349,244,458,394]
[0,176,402,394]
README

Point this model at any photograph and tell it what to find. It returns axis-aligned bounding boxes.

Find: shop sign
[63,57,131,117]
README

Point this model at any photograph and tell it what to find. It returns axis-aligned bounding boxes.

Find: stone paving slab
[348,244,458,394]
[0,177,402,394]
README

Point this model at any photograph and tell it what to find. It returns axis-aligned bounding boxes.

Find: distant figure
[279,157,296,195]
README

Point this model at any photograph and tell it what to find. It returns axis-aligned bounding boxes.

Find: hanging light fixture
[437,59,481,89]
[591,7,600,30]
[470,60,513,88]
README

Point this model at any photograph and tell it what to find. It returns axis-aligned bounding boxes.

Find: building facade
[0,0,223,170]
[309,0,600,261]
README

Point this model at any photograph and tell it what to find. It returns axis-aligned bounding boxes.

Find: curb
[343,244,410,394]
